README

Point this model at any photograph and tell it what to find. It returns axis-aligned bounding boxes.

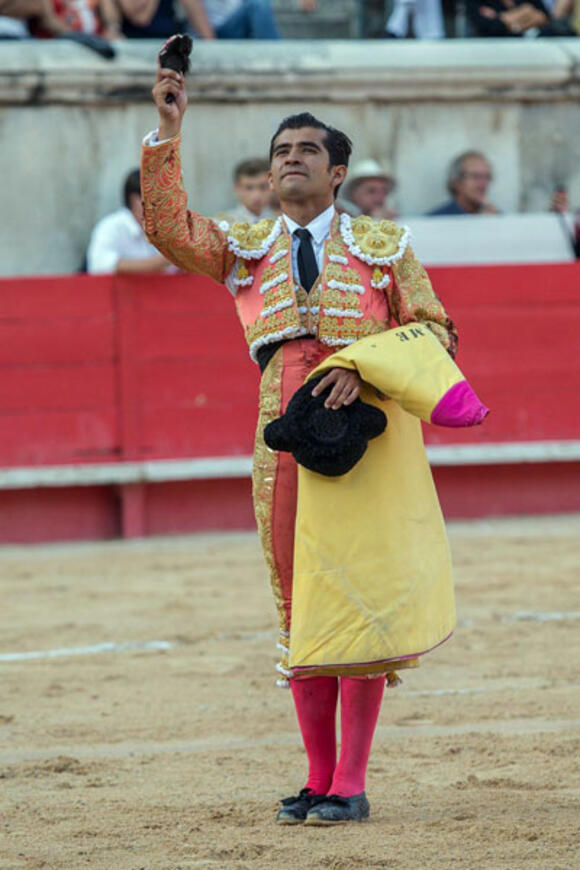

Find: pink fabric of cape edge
[430,380,490,428]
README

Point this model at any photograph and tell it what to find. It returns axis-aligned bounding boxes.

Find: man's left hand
[311,368,362,410]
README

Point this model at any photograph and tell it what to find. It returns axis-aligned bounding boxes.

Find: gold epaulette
[226,217,282,260]
[340,214,410,266]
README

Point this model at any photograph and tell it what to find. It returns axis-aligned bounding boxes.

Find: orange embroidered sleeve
[141,135,236,283]
[388,246,458,358]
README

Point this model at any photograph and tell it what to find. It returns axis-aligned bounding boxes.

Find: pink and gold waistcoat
[224,213,424,362]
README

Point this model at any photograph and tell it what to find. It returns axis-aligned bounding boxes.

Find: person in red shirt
[1,0,121,39]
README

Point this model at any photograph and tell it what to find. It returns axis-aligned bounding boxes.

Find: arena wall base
[432,462,580,520]
[1,267,579,545]
[0,465,578,545]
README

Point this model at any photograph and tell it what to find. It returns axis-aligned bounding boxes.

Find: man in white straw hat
[340,158,397,221]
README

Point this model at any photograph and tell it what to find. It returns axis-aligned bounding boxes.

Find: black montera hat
[263,374,387,477]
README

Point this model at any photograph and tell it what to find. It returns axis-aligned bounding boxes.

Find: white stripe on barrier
[0,640,174,662]
[0,440,579,490]
[427,440,580,466]
[0,457,253,489]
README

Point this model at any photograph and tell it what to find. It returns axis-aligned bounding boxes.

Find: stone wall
[1,39,580,275]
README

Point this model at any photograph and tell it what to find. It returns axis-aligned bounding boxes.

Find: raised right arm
[141,135,235,282]
[140,47,236,283]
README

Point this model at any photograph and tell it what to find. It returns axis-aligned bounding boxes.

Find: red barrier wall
[1,264,579,543]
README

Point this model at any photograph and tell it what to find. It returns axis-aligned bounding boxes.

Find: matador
[141,57,458,826]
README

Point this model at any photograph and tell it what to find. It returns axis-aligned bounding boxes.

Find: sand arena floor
[0,514,579,870]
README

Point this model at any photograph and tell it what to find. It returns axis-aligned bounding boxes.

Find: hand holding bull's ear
[152,35,192,141]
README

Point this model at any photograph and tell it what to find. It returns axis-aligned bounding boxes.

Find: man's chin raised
[279,177,309,200]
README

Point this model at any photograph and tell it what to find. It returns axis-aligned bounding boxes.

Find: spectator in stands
[551,0,580,29]
[121,0,317,39]
[121,0,277,38]
[214,157,276,225]
[340,159,398,220]
[0,16,28,36]
[427,151,498,216]
[120,0,186,38]
[550,186,580,258]
[384,0,445,38]
[0,0,122,38]
[196,0,319,38]
[466,0,576,36]
[87,169,171,274]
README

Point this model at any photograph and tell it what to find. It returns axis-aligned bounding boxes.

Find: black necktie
[294,228,319,293]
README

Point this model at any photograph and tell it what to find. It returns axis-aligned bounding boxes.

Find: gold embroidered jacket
[141,135,458,362]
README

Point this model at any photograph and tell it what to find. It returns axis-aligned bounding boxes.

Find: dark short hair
[233,157,270,183]
[123,169,141,208]
[269,112,352,197]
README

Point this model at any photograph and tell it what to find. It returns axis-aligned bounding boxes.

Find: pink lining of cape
[431,380,490,428]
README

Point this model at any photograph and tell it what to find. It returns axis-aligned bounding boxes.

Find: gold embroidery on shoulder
[227,217,282,259]
[340,213,410,266]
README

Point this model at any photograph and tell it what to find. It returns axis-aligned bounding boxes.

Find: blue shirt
[427,199,468,217]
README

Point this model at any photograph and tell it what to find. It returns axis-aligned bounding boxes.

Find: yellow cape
[288,334,455,677]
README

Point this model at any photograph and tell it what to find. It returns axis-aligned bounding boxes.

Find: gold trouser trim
[251,350,287,645]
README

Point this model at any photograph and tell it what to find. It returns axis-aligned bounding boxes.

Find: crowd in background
[86,151,580,276]
[1,0,579,44]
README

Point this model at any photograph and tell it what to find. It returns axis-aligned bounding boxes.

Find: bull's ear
[263,418,292,453]
[359,404,387,440]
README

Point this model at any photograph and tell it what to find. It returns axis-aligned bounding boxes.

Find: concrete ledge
[1,39,580,104]
[2,441,580,489]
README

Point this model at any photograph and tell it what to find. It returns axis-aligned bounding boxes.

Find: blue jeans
[215,0,280,39]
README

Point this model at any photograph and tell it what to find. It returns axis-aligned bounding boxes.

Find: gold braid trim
[321,287,364,310]
[227,218,281,259]
[341,214,410,266]
[318,314,383,346]
[389,245,459,357]
[245,305,303,348]
[252,351,287,639]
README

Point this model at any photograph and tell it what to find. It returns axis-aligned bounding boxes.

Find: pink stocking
[330,676,386,797]
[290,676,339,794]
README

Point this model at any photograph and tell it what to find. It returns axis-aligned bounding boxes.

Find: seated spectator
[195,0,317,39]
[198,0,280,36]
[340,159,398,220]
[466,0,576,36]
[120,0,186,38]
[87,169,171,274]
[0,7,29,35]
[550,186,580,258]
[428,151,498,216]
[121,0,315,40]
[121,0,278,38]
[0,0,121,38]
[214,157,276,225]
[552,0,580,29]
[385,0,445,38]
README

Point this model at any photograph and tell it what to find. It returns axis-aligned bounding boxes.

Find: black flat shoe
[276,788,326,825]
[304,792,370,825]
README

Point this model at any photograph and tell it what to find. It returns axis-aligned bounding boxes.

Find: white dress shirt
[282,203,336,278]
[87,207,161,275]
[222,204,336,294]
